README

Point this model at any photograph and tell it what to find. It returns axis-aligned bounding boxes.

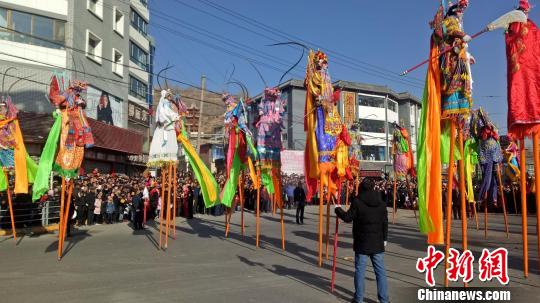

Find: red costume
[506,2,540,138]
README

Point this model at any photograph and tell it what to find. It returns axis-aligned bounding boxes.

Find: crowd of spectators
[1,169,538,230]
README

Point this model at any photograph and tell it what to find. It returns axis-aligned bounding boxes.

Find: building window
[86,30,102,64]
[112,49,123,77]
[130,41,148,70]
[113,7,124,36]
[87,0,103,20]
[130,9,147,36]
[129,76,147,100]
[358,94,385,108]
[388,99,398,113]
[361,146,386,161]
[0,8,66,49]
[358,119,386,133]
[139,0,148,7]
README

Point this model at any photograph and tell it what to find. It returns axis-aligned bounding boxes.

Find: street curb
[0,224,59,236]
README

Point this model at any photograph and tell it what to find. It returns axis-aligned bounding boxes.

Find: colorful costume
[392,124,415,179]
[0,93,37,194]
[505,1,540,138]
[504,140,520,182]
[304,50,340,200]
[33,71,94,200]
[471,109,503,204]
[221,93,256,208]
[440,0,473,118]
[256,87,285,205]
[147,90,180,167]
[173,94,219,207]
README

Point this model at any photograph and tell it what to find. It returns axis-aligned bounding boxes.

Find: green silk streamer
[32,112,62,201]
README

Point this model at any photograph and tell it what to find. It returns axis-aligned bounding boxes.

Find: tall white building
[0,0,155,174]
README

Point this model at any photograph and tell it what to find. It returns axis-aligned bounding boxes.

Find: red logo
[446,248,474,283]
[478,248,509,285]
[416,245,445,287]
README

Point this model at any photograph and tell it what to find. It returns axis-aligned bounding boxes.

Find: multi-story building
[0,0,155,174]
[251,79,421,174]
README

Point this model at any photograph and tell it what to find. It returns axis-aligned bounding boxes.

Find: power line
[0,53,226,110]
[165,0,424,88]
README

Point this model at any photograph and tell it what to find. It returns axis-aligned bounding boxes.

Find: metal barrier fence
[0,199,61,230]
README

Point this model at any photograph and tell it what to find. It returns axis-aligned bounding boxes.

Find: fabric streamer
[32,111,62,201]
[417,40,443,245]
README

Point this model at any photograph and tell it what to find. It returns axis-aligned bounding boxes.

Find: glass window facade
[0,7,65,49]
[388,100,398,113]
[358,118,386,133]
[130,9,147,36]
[130,41,148,70]
[129,76,147,100]
[358,94,385,108]
[361,146,386,161]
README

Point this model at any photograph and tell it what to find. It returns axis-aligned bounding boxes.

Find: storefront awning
[18,111,143,155]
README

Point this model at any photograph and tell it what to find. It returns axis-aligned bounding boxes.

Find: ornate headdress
[519,0,531,11]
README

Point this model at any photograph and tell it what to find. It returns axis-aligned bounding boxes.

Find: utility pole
[196,75,206,154]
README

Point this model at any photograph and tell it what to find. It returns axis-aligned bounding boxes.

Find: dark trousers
[134,211,143,229]
[296,204,305,223]
[87,211,94,225]
[77,206,87,225]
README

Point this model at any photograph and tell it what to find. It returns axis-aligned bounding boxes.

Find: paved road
[0,207,538,303]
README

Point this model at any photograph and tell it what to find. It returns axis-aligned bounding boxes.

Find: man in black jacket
[335,178,389,303]
[132,187,144,230]
[293,182,306,224]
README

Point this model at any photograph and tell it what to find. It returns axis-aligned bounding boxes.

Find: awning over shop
[18,111,143,155]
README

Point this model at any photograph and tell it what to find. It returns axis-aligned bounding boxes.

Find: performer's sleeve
[335,198,358,223]
[444,18,465,39]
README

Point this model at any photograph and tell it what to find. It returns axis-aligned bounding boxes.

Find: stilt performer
[147,67,180,250]
[0,68,38,243]
[220,86,257,240]
[391,122,416,223]
[470,108,508,238]
[349,121,363,196]
[304,49,343,266]
[33,70,94,260]
[504,0,539,277]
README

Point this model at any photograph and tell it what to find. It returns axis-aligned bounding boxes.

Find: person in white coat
[148,90,180,167]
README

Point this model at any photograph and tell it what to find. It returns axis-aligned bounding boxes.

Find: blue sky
[149,0,539,133]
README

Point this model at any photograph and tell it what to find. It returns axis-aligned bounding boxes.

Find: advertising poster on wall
[86,85,124,128]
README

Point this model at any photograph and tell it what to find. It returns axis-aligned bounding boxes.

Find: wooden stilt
[331,196,339,293]
[3,169,17,243]
[165,163,172,249]
[325,197,331,260]
[457,127,468,287]
[272,194,276,216]
[280,199,285,251]
[239,174,245,237]
[319,175,324,267]
[484,193,488,239]
[533,134,540,271]
[496,164,509,238]
[392,177,397,224]
[225,207,230,237]
[406,178,418,223]
[512,185,518,214]
[444,121,456,287]
[57,177,66,255]
[172,164,177,239]
[519,138,528,278]
[59,180,73,260]
[159,167,166,250]
[345,181,350,207]
[473,202,479,230]
[256,169,261,248]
